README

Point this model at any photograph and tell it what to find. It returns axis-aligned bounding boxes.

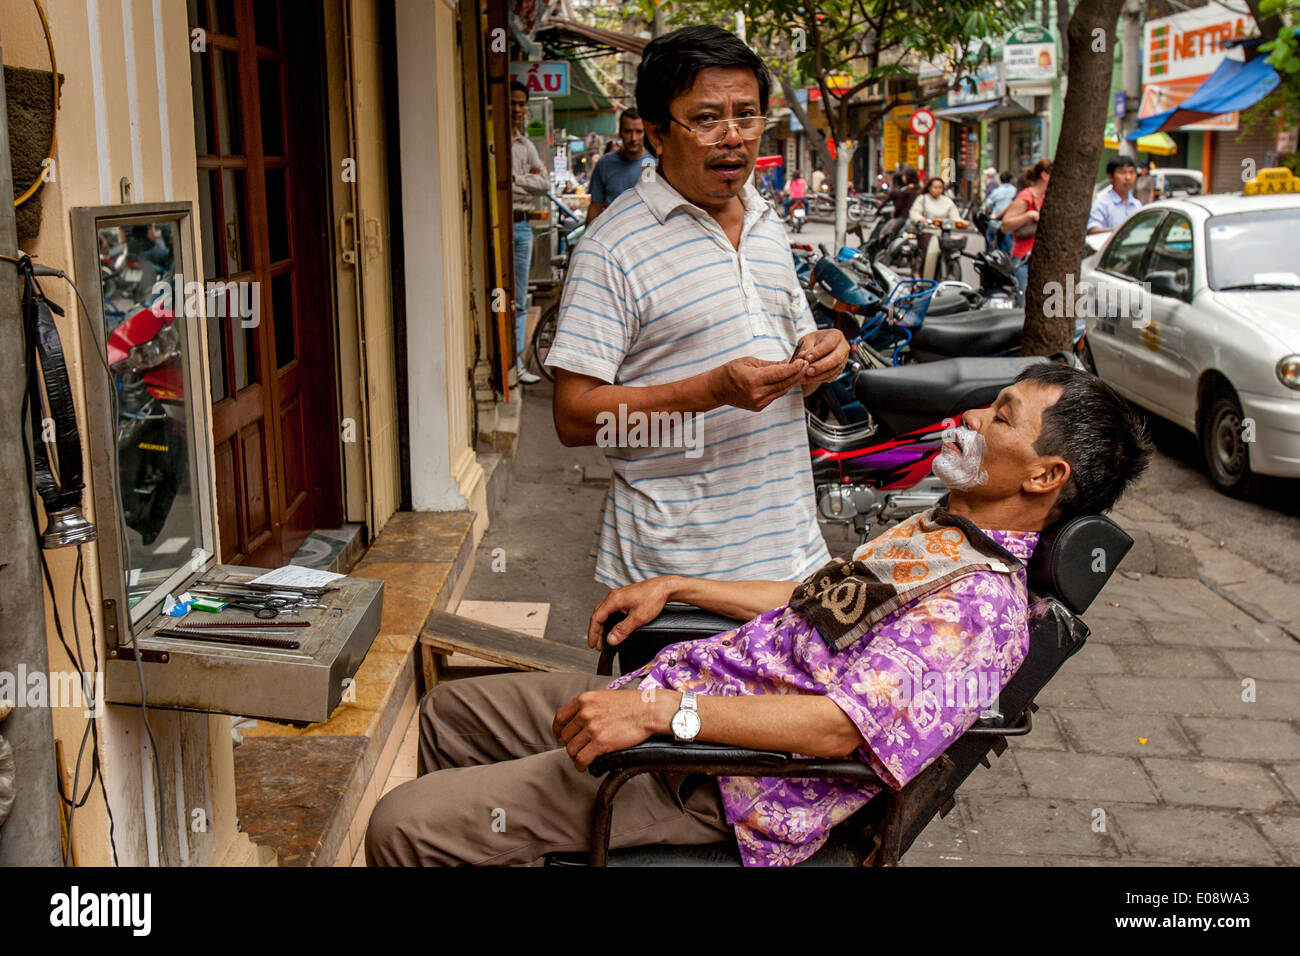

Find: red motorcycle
[107,297,188,545]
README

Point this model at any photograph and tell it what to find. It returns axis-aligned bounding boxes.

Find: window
[1206,208,1300,291]
[1145,213,1195,300]
[1100,211,1165,280]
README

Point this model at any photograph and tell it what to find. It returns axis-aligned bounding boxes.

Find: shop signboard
[949,61,1004,107]
[1141,2,1255,131]
[1003,24,1057,89]
[510,60,570,97]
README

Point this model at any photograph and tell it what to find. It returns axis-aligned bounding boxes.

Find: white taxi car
[1080,170,1300,496]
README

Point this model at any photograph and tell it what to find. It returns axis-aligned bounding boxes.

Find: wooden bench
[419,609,597,689]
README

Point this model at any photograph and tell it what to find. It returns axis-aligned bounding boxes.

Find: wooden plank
[456,600,549,639]
[421,610,595,673]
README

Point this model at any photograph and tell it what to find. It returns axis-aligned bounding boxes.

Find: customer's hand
[791,329,849,387]
[587,576,676,649]
[553,689,662,772]
[710,356,808,411]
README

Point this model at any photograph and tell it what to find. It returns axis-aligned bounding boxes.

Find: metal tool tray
[104,564,383,724]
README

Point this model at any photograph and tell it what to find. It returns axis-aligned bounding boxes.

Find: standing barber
[546,25,849,588]
[511,79,549,385]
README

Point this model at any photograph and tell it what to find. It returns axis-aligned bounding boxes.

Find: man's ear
[645,121,667,156]
[1024,456,1070,499]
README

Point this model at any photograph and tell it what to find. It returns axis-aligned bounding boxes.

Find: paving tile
[962,796,1119,857]
[899,850,1049,867]
[1177,716,1300,762]
[1089,676,1229,716]
[1111,646,1231,679]
[903,801,974,856]
[1056,711,1195,756]
[1252,813,1300,850]
[1219,649,1300,683]
[1082,615,1153,645]
[1048,855,1186,866]
[1198,679,1300,721]
[951,749,1027,797]
[1272,763,1300,802]
[1143,619,1270,649]
[1060,643,1126,675]
[1108,805,1280,864]
[1035,670,1104,710]
[1013,707,1069,751]
[1015,751,1159,803]
[392,711,419,779]
[1141,758,1291,810]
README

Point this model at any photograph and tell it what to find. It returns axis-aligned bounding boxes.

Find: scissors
[227,597,302,620]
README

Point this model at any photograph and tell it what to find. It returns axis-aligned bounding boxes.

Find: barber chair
[545,514,1132,867]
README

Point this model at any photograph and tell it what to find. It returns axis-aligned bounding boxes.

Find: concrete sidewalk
[465,379,1300,866]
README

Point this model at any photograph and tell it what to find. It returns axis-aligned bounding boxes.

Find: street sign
[510,61,570,97]
[910,108,936,137]
[1115,90,1127,118]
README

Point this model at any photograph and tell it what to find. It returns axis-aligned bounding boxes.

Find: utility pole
[0,30,65,867]
[1118,0,1143,158]
[652,0,664,38]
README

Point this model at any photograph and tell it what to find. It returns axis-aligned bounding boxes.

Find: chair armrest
[588,736,886,787]
[597,604,748,676]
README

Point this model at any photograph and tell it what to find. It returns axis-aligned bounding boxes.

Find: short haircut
[618,108,641,130]
[1107,156,1138,176]
[1000,170,1014,183]
[1015,363,1152,521]
[925,176,945,190]
[635,25,770,133]
[510,80,528,98]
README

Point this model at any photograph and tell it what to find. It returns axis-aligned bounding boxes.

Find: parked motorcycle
[911,217,970,283]
[107,297,188,545]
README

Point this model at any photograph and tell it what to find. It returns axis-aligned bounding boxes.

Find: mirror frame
[71,201,218,634]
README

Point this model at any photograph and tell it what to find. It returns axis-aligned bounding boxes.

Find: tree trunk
[1020,0,1126,356]
[834,140,854,250]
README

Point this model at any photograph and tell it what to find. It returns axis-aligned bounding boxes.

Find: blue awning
[1128,54,1279,139]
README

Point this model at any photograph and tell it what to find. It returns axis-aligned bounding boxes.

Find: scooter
[107,296,188,545]
[787,197,808,233]
[911,217,970,283]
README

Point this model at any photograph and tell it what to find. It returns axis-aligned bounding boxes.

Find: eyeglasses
[671,114,771,146]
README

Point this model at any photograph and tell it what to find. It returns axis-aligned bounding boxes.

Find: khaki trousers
[364,671,733,866]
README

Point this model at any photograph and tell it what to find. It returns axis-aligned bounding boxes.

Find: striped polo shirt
[545,166,830,588]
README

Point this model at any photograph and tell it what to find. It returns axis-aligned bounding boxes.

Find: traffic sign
[910,108,936,137]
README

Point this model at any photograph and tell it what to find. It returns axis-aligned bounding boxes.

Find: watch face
[672,710,701,739]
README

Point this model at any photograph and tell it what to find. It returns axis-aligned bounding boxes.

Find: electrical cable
[13,0,60,209]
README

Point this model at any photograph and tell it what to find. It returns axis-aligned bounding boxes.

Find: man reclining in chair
[366,364,1151,866]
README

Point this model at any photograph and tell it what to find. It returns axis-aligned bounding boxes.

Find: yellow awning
[1104,131,1178,156]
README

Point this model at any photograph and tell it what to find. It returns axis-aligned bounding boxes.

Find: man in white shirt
[545,25,849,587]
[1088,156,1143,235]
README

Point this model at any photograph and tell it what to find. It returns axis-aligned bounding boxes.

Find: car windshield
[1206,208,1300,290]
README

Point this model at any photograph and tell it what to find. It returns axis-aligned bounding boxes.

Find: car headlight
[1279,355,1300,391]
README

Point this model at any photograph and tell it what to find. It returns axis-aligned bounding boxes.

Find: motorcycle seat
[909,308,1026,358]
[854,355,1050,421]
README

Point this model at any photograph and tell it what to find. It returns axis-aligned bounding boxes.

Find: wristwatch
[671,691,701,742]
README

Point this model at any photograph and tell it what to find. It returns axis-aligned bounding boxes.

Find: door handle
[363,216,381,260]
[338,211,357,265]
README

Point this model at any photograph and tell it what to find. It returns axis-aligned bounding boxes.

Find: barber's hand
[552,689,661,772]
[711,356,808,411]
[791,329,849,387]
[587,576,675,649]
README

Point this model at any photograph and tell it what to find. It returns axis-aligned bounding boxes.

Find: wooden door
[189,0,342,566]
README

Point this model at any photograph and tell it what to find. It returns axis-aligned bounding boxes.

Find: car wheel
[1199,387,1257,497]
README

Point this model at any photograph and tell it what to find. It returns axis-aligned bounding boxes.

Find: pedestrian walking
[586,109,657,225]
[510,79,550,385]
[999,158,1053,295]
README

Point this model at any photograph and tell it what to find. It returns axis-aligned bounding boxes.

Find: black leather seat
[908,308,1026,360]
[853,355,1048,434]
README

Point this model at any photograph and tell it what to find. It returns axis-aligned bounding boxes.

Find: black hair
[618,108,641,129]
[635,25,770,133]
[1107,155,1138,176]
[510,80,528,98]
[1014,363,1152,522]
[999,170,1014,183]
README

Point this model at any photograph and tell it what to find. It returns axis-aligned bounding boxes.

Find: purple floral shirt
[607,528,1039,866]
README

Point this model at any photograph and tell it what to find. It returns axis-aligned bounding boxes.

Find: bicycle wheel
[531,304,559,381]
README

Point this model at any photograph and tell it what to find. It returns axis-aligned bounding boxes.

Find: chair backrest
[1026,513,1133,615]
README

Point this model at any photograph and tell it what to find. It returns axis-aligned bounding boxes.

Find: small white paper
[248,565,346,589]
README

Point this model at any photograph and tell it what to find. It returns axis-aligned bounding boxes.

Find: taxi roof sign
[1244,167,1300,195]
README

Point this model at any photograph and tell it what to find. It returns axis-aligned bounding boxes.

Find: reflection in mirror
[99,221,203,608]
